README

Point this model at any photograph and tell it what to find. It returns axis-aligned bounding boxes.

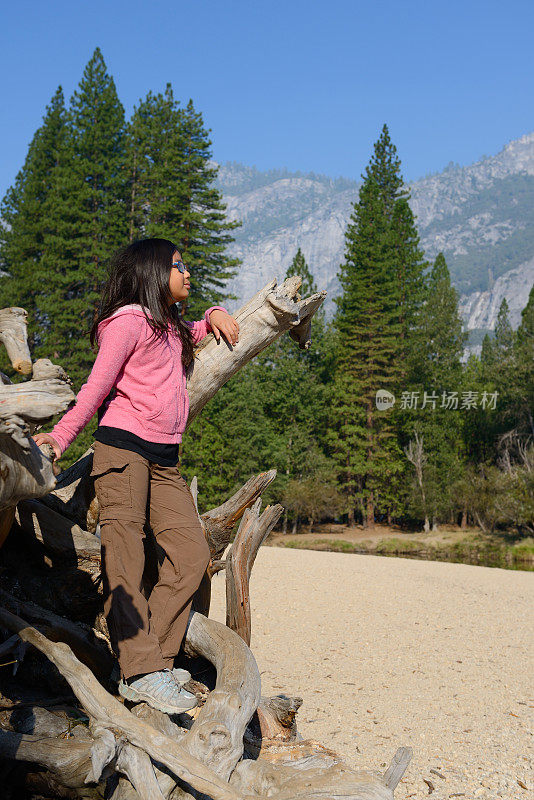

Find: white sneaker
[112,663,191,686]
[118,669,198,714]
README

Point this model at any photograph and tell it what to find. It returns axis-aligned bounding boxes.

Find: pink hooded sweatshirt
[50,304,226,455]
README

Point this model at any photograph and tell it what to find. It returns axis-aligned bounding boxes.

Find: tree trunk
[365,491,375,529]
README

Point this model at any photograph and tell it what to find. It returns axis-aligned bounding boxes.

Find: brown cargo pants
[90,441,210,680]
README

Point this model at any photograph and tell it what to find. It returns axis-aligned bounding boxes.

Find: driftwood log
[0,279,413,798]
[0,311,74,537]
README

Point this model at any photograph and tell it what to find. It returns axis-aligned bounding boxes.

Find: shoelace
[137,670,180,702]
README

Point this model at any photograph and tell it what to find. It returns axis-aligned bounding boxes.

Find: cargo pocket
[90,448,133,518]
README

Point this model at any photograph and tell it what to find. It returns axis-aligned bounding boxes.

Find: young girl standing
[33,238,239,715]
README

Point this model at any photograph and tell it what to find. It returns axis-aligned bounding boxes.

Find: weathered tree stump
[0,280,413,798]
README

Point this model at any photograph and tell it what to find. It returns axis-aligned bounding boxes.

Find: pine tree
[513,285,534,436]
[480,333,494,367]
[415,252,466,386]
[330,125,414,527]
[462,299,517,470]
[127,89,239,316]
[0,87,68,361]
[176,99,240,316]
[517,285,534,346]
[37,47,128,385]
[391,196,428,379]
[283,247,333,375]
[285,247,318,296]
[494,299,514,353]
[127,85,184,241]
[402,252,467,527]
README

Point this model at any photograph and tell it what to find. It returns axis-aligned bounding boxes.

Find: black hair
[90,238,194,367]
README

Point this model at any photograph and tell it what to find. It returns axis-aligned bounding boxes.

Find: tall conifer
[331,125,414,526]
[402,252,467,526]
[127,85,183,241]
[414,252,466,387]
[0,88,68,358]
[127,90,239,316]
[512,286,534,436]
[285,247,318,296]
[176,99,239,315]
[37,48,128,384]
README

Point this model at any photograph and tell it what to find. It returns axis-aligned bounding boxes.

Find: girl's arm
[46,314,141,456]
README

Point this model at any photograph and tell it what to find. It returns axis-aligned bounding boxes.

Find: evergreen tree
[391,196,428,380]
[176,99,240,316]
[285,247,318,296]
[461,299,517,470]
[402,252,467,527]
[31,48,128,391]
[494,299,514,353]
[513,285,534,436]
[127,85,184,241]
[127,90,239,316]
[415,252,466,386]
[517,285,534,346]
[485,299,516,427]
[480,333,494,366]
[0,87,68,359]
[283,248,333,377]
[330,125,415,527]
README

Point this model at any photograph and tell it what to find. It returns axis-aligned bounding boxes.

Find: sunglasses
[172,259,189,274]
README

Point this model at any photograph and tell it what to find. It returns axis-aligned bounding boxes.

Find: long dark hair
[90,238,194,366]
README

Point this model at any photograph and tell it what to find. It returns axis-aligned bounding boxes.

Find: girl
[33,238,239,715]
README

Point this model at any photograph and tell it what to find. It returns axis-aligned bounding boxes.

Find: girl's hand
[33,433,61,462]
[209,310,240,346]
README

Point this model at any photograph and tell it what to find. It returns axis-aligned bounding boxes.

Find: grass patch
[511,537,534,557]
[375,538,423,555]
[276,533,534,570]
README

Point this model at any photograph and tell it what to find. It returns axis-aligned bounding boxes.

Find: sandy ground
[209,547,533,800]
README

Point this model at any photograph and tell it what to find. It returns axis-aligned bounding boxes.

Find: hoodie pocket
[144,388,181,433]
[130,392,162,420]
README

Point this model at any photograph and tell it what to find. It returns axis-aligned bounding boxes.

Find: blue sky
[2,0,533,196]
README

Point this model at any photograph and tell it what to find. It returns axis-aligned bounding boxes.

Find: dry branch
[0,588,113,681]
[188,277,326,422]
[0,350,74,513]
[0,436,58,511]
[203,470,277,560]
[225,498,283,644]
[0,607,241,800]
[0,729,95,789]
[182,612,261,782]
[0,307,32,375]
[16,498,101,565]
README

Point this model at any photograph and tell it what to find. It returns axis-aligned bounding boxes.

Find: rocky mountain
[216,132,534,338]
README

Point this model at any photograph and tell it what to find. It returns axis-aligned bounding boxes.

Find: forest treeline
[1,49,532,536]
